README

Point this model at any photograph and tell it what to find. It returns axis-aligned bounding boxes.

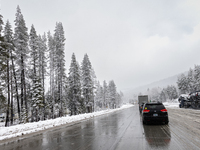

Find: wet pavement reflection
[143,125,171,149]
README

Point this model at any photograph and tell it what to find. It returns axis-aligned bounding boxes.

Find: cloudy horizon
[1,0,200,92]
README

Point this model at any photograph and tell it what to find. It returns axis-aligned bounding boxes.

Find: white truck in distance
[138,95,148,113]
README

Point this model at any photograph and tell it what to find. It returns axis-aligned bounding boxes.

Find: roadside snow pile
[0,104,134,141]
[163,99,179,108]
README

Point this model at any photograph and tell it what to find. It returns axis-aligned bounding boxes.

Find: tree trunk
[11,53,20,122]
[21,54,28,122]
[11,71,13,125]
[21,55,24,111]
[42,65,45,120]
[24,73,28,122]
[5,54,10,127]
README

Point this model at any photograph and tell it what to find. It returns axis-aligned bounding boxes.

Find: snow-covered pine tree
[81,54,94,113]
[108,80,117,109]
[103,80,109,109]
[0,16,7,115]
[4,20,15,126]
[47,31,55,118]
[159,90,167,102]
[4,20,21,123]
[14,6,29,122]
[37,34,48,120]
[194,65,200,91]
[68,53,81,115]
[31,76,43,122]
[166,85,178,100]
[29,25,38,78]
[54,22,66,117]
[177,73,189,94]
[0,14,6,71]
[0,16,11,127]
[187,68,195,92]
[4,21,13,125]
[0,15,7,97]
[91,67,98,100]
[29,25,44,121]
[94,81,104,111]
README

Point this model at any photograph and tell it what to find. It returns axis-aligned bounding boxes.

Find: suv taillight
[160,109,167,112]
[143,109,150,113]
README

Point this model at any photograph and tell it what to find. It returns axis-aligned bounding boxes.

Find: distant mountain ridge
[124,73,184,98]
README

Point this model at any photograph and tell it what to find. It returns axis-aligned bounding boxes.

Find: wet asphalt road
[1,106,200,150]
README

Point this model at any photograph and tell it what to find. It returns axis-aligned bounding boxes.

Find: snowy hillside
[124,73,183,99]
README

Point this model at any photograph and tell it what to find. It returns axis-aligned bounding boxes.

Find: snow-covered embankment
[163,99,179,108]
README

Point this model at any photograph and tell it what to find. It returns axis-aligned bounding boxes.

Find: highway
[1,106,200,150]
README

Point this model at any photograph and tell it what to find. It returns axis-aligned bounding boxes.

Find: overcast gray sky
[1,0,200,92]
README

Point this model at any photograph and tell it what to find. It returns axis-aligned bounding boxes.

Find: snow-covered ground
[0,104,134,141]
[163,99,179,108]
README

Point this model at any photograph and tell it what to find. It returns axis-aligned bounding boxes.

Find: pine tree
[0,15,7,96]
[4,21,13,125]
[68,53,81,115]
[94,81,104,111]
[165,85,178,100]
[177,73,189,94]
[103,80,109,109]
[4,20,21,122]
[160,90,167,102]
[40,33,48,119]
[4,20,14,126]
[187,68,195,92]
[47,31,55,118]
[14,6,29,122]
[81,54,94,113]
[29,25,38,77]
[31,76,43,121]
[194,65,200,90]
[108,80,117,109]
[37,34,47,120]
[29,25,42,121]
[54,22,66,117]
[0,15,10,127]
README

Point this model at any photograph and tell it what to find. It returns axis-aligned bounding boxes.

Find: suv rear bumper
[143,116,169,123]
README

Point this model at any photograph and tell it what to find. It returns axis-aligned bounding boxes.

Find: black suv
[142,102,169,125]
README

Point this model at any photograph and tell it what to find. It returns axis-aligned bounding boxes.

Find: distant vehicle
[142,102,169,125]
[138,95,148,113]
[178,91,200,109]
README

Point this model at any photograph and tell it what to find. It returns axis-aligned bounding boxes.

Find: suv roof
[145,102,163,105]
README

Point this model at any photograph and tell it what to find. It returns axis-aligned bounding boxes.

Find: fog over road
[1,106,200,150]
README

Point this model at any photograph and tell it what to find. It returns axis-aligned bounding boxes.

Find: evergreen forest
[0,6,124,126]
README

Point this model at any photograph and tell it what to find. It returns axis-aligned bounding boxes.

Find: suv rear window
[145,104,165,110]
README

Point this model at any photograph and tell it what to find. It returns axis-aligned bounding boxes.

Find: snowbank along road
[1,106,200,150]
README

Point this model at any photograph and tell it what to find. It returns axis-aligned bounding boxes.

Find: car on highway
[142,102,169,125]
